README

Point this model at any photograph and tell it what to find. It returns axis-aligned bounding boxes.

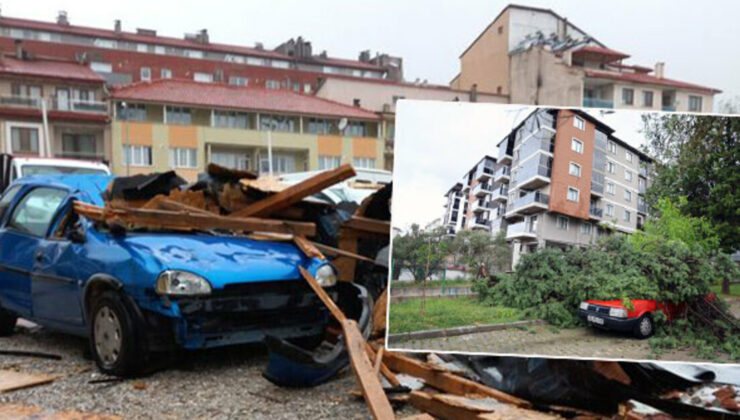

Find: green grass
[711,283,740,297]
[390,278,474,289]
[388,297,524,334]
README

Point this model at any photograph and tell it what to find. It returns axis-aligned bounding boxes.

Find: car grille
[585,304,611,315]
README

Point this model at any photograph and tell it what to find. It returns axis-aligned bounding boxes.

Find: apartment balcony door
[56,88,70,111]
[527,215,538,233]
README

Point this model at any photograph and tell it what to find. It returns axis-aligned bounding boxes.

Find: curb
[390,294,478,303]
[387,319,544,342]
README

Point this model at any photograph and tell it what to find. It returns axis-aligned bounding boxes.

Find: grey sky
[391,101,649,232]
[6,0,738,103]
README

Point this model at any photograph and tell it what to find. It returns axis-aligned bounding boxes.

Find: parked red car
[578,299,682,339]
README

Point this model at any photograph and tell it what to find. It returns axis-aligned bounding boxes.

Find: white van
[0,154,111,192]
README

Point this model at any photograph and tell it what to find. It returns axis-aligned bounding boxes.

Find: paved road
[0,321,398,419]
[390,300,740,363]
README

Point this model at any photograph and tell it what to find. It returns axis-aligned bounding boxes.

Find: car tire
[89,291,146,377]
[0,307,17,336]
[633,314,655,339]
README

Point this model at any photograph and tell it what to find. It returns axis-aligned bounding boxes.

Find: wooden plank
[343,216,391,236]
[408,391,481,420]
[299,266,347,323]
[342,318,395,420]
[230,164,356,218]
[365,344,401,387]
[334,228,359,281]
[381,351,531,408]
[372,346,384,376]
[399,415,435,420]
[294,235,326,260]
[0,370,57,393]
[372,288,388,338]
[409,392,558,420]
[74,202,315,236]
[312,241,381,265]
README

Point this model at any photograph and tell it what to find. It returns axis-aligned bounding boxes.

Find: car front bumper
[577,308,639,332]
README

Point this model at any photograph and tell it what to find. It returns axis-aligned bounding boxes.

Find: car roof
[13,174,113,206]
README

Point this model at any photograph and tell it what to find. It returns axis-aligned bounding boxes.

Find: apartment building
[315,76,507,170]
[451,4,720,112]
[0,50,110,161]
[0,12,401,91]
[109,79,381,181]
[442,156,501,235]
[489,108,651,266]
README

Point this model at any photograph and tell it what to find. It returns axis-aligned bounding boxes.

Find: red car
[578,299,683,338]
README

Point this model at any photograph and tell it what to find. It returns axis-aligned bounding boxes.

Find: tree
[391,225,450,282]
[452,230,512,278]
[641,113,740,253]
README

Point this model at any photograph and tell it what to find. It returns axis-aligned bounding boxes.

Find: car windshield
[21,165,108,177]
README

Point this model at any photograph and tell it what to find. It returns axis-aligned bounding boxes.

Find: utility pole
[421,235,431,316]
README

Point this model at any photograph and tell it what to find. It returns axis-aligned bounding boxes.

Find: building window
[140,67,151,81]
[606,182,615,195]
[581,222,592,234]
[642,91,653,107]
[622,88,634,105]
[229,76,248,86]
[213,110,249,129]
[259,153,295,175]
[307,118,335,135]
[122,145,152,166]
[607,161,616,174]
[689,96,703,112]
[625,151,633,162]
[557,216,569,230]
[265,80,281,90]
[303,83,312,94]
[61,133,98,159]
[567,187,579,202]
[161,68,172,79]
[625,170,633,182]
[343,122,367,137]
[624,190,632,202]
[608,141,617,154]
[194,72,213,83]
[571,138,583,153]
[318,155,341,170]
[624,210,631,222]
[169,147,197,168]
[568,162,581,177]
[165,107,192,125]
[638,177,646,190]
[90,61,112,73]
[10,126,40,155]
[210,150,250,171]
[260,114,296,132]
[605,204,614,217]
[117,103,147,121]
[353,157,376,169]
[573,116,585,130]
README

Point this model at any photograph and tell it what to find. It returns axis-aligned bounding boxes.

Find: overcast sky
[391,101,649,231]
[6,0,739,104]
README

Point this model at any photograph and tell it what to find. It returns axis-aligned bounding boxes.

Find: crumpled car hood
[118,233,309,288]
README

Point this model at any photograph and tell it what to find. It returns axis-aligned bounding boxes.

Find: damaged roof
[111,79,380,120]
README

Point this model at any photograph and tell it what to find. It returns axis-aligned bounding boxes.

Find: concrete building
[491,108,652,266]
[0,12,402,90]
[451,4,720,112]
[314,76,507,170]
[442,155,500,235]
[109,79,382,181]
[0,50,110,161]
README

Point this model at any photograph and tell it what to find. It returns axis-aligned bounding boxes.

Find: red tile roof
[572,45,630,62]
[0,16,384,71]
[0,56,105,83]
[608,63,653,74]
[111,79,380,120]
[585,70,721,94]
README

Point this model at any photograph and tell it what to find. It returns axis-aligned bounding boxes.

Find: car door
[31,199,86,326]
[0,186,68,319]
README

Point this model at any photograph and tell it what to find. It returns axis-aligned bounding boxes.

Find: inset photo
[387,100,740,363]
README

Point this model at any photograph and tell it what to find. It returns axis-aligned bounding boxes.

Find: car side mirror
[67,226,86,243]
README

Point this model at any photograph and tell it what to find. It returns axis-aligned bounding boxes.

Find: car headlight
[609,307,628,318]
[156,270,212,296]
[579,302,589,311]
[315,264,337,288]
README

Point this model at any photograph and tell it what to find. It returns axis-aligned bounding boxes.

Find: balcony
[471,199,495,213]
[0,95,42,109]
[639,166,648,178]
[498,141,513,164]
[638,203,648,214]
[638,184,647,194]
[583,98,614,109]
[591,181,604,197]
[506,221,537,240]
[475,164,495,181]
[516,163,551,190]
[493,166,510,183]
[589,206,603,219]
[472,182,493,197]
[506,191,549,216]
[50,97,108,114]
[491,185,508,203]
[470,217,490,230]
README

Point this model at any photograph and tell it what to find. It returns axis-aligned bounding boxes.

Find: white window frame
[140,67,151,81]
[567,187,579,202]
[625,151,633,162]
[229,76,248,86]
[161,68,172,79]
[573,116,585,131]
[608,141,617,154]
[194,72,213,83]
[581,222,592,235]
[90,62,112,73]
[606,182,615,195]
[318,155,341,170]
[5,121,45,156]
[122,145,153,167]
[605,204,614,217]
[607,161,616,174]
[568,162,581,177]
[571,138,583,154]
[624,190,632,202]
[168,147,198,169]
[625,170,633,182]
[624,210,631,222]
[557,216,569,230]
[352,157,376,169]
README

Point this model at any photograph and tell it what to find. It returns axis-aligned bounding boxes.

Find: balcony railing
[51,97,108,113]
[493,166,510,182]
[638,203,648,214]
[507,191,549,214]
[589,206,603,218]
[475,165,494,181]
[639,166,648,177]
[0,95,42,108]
[662,105,676,112]
[583,98,614,109]
[591,181,604,196]
[638,184,647,194]
[491,185,508,202]
[471,217,490,229]
[506,221,537,239]
[515,163,551,189]
[472,183,493,196]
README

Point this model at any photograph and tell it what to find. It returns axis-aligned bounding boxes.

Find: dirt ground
[0,321,390,420]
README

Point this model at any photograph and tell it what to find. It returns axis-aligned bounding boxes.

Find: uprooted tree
[450,229,512,278]
[391,225,451,282]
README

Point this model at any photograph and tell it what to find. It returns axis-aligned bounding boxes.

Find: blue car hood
[118,233,310,289]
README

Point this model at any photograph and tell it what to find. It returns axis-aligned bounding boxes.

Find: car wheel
[89,291,145,377]
[0,307,17,336]
[633,314,655,339]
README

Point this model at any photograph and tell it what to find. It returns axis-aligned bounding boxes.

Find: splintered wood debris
[0,369,57,393]
[0,403,123,420]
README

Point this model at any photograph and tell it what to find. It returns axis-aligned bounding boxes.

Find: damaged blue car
[0,174,369,377]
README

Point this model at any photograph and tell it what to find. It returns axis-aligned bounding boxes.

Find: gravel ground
[0,321,406,419]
